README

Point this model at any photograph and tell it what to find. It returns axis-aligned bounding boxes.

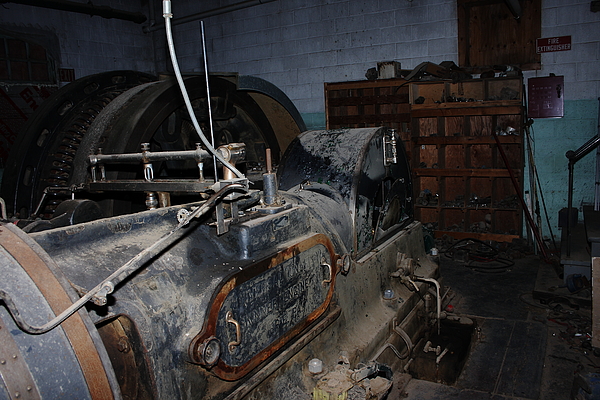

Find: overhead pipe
[144,0,276,32]
[1,0,147,24]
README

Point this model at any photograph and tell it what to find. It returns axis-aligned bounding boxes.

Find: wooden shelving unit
[324,78,411,152]
[324,76,525,242]
[411,78,524,242]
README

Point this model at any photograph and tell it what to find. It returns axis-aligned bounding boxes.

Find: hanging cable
[162,0,244,179]
[442,238,515,273]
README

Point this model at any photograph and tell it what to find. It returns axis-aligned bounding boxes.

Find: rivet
[12,354,17,359]
[26,386,32,391]
[0,360,5,365]
[14,392,20,398]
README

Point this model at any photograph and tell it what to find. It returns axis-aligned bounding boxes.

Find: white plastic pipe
[162,0,244,179]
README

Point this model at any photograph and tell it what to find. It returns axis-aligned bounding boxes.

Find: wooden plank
[414,168,519,178]
[410,81,447,104]
[328,114,411,126]
[445,116,465,137]
[471,144,493,168]
[457,0,541,70]
[416,136,521,145]
[328,95,410,107]
[325,78,409,90]
[434,230,519,243]
[411,103,523,117]
[446,144,466,169]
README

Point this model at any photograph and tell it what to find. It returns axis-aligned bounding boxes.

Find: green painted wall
[301,112,326,131]
[525,99,599,241]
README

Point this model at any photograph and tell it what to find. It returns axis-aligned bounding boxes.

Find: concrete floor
[395,250,596,400]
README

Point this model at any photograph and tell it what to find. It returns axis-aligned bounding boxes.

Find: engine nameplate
[190,233,338,380]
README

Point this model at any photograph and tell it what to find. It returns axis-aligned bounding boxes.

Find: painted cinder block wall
[1,0,599,240]
[169,0,599,241]
[0,0,155,79]
[522,0,600,241]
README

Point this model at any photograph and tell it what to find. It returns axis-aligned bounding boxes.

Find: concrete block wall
[0,1,156,81]
[0,0,598,241]
[522,0,600,240]
[171,0,599,240]
[168,0,459,128]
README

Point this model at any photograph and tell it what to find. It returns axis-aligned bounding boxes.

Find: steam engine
[0,72,438,399]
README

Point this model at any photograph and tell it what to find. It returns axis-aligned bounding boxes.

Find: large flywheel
[1,70,157,218]
[2,72,305,219]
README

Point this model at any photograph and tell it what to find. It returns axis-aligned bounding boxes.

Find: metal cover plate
[190,233,337,380]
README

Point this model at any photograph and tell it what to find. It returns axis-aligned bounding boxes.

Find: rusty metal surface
[0,224,115,400]
[278,127,413,258]
[190,233,338,380]
[96,315,156,400]
[0,317,41,400]
[224,304,342,400]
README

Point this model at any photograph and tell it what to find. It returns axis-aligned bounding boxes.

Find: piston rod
[0,183,246,334]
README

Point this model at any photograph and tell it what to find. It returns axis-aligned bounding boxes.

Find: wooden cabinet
[411,79,524,241]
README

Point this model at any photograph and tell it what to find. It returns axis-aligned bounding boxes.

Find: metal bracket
[383,129,398,166]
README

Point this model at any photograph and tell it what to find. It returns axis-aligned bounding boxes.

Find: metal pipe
[89,147,210,165]
[163,1,245,179]
[566,135,600,163]
[567,161,574,257]
[436,347,450,365]
[1,183,245,334]
[596,98,600,212]
[145,0,276,32]
[370,321,413,362]
[0,197,7,220]
[493,131,550,262]
[370,343,408,363]
[415,276,441,335]
[2,0,147,23]
[200,20,219,182]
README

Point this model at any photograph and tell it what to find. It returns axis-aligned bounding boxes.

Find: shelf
[324,78,411,132]
[414,168,519,178]
[411,78,524,241]
[411,103,523,117]
[433,230,520,243]
[415,136,521,145]
[409,77,523,105]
